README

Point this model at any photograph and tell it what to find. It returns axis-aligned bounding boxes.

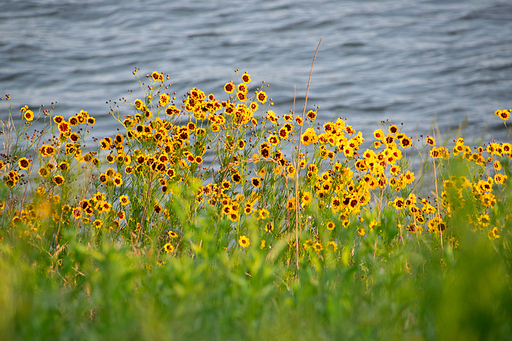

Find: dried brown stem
[294,37,322,270]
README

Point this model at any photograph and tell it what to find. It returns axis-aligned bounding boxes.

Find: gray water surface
[1,0,511,144]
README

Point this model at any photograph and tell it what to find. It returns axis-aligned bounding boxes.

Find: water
[1,0,511,145]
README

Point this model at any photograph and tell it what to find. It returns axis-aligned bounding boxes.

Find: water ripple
[0,0,511,142]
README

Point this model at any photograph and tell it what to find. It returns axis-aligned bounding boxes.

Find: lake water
[1,0,511,146]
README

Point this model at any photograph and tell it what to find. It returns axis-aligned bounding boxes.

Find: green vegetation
[1,68,511,340]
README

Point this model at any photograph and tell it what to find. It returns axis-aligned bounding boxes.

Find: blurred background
[1,0,511,144]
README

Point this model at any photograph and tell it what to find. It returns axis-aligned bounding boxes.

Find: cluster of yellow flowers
[1,70,510,259]
[495,109,511,121]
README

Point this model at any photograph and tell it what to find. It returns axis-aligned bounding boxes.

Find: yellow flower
[373,129,385,140]
[53,175,65,185]
[18,157,30,170]
[72,207,82,219]
[327,241,338,252]
[287,197,296,210]
[258,208,269,220]
[159,93,170,107]
[113,175,123,187]
[488,226,500,239]
[237,83,248,94]
[24,110,34,121]
[238,235,250,248]
[165,105,180,116]
[388,124,398,134]
[119,195,130,206]
[241,72,251,83]
[256,91,267,104]
[164,243,175,253]
[391,197,405,210]
[286,164,295,178]
[58,161,70,172]
[313,242,323,252]
[326,221,335,231]
[493,160,502,171]
[369,220,378,231]
[267,134,279,146]
[53,115,64,124]
[266,110,278,123]
[151,71,163,82]
[37,186,46,196]
[69,116,79,126]
[58,121,70,134]
[228,211,239,222]
[117,210,126,220]
[301,128,317,146]
[430,146,447,159]
[237,92,247,102]
[400,136,412,148]
[251,177,261,189]
[494,173,507,185]
[301,191,312,208]
[495,109,511,121]
[303,239,314,250]
[154,203,163,214]
[224,81,235,93]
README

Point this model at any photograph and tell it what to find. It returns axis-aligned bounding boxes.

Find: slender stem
[20,125,47,210]
[431,122,443,250]
[295,37,322,270]
[140,170,156,242]
[432,158,443,250]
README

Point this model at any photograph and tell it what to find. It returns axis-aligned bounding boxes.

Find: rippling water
[1,0,511,144]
